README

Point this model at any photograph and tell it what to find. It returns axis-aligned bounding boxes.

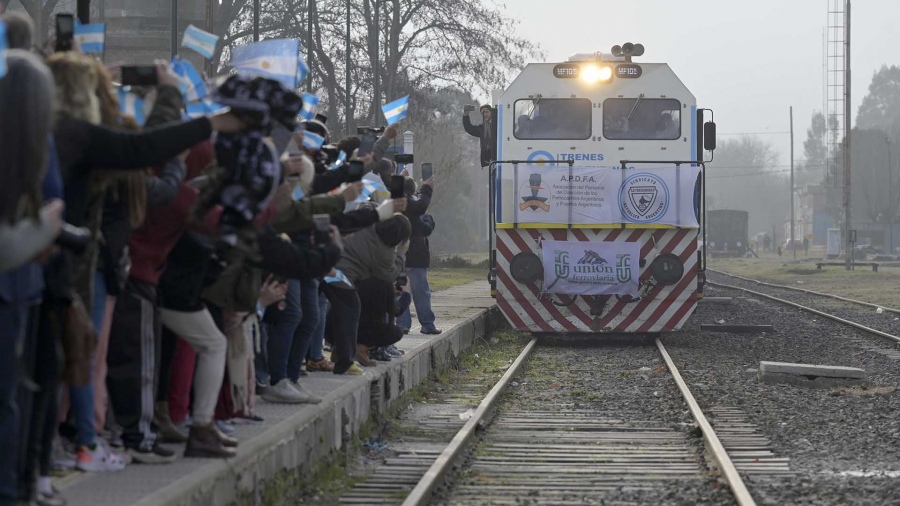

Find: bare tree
[707,136,787,236]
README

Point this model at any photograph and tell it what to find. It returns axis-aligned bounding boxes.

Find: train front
[490,45,713,334]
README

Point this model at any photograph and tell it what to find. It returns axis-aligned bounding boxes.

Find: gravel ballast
[666,281,900,505]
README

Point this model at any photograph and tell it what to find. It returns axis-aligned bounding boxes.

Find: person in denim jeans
[397,177,441,335]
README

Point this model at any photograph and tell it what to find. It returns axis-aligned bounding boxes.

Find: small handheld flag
[117,87,145,126]
[170,57,208,102]
[324,269,352,287]
[382,96,409,125]
[301,131,325,151]
[299,92,319,121]
[74,22,105,54]
[356,173,387,203]
[296,54,310,85]
[0,21,7,79]
[185,99,228,119]
[230,39,300,89]
[182,25,219,59]
[329,150,347,170]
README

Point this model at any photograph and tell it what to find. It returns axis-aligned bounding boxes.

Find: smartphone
[271,124,293,156]
[313,214,331,233]
[421,163,433,181]
[121,65,159,86]
[464,104,476,113]
[347,160,364,182]
[390,175,405,199]
[358,131,377,157]
[394,154,414,165]
[55,14,75,52]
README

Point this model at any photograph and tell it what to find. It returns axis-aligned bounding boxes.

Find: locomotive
[486,43,716,334]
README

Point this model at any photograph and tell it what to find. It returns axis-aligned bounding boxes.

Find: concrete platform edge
[131,305,501,506]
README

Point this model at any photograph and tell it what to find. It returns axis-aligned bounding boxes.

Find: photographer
[397,176,440,335]
[462,104,497,168]
[323,215,411,375]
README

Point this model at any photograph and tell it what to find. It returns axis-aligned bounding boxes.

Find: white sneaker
[289,380,323,404]
[77,441,127,472]
[262,379,310,404]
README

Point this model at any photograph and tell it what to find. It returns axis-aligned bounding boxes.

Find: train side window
[513,98,592,140]
[602,98,681,140]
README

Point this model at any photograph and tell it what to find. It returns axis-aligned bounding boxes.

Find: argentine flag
[382,96,409,125]
[324,269,352,287]
[356,172,387,203]
[301,131,325,151]
[182,25,219,59]
[230,39,300,89]
[0,21,7,79]
[185,99,228,119]
[74,22,105,54]
[117,87,145,126]
[296,54,310,85]
[299,93,319,121]
[329,150,347,170]
[170,57,208,102]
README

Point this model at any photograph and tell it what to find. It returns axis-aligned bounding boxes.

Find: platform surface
[58,280,495,506]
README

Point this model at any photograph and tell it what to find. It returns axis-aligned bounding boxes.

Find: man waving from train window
[463,104,497,168]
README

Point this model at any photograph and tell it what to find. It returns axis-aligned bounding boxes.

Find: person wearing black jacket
[462,105,497,168]
[397,177,440,335]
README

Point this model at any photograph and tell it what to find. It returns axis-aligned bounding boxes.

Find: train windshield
[603,98,681,140]
[514,98,592,140]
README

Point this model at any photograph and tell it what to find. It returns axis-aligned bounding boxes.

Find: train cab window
[513,98,592,140]
[602,98,681,140]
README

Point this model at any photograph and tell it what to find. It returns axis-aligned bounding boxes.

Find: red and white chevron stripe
[495,228,698,334]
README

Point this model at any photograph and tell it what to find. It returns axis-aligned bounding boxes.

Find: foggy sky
[501,0,897,165]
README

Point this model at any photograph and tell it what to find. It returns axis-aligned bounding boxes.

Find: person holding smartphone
[396,170,440,336]
[462,104,498,168]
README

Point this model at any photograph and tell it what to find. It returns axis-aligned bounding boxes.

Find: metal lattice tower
[825,0,846,188]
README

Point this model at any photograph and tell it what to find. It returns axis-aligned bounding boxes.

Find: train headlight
[581,64,613,84]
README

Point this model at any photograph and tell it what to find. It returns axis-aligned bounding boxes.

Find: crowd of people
[0,11,442,506]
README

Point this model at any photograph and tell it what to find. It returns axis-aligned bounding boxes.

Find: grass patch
[429,267,485,292]
[711,254,900,308]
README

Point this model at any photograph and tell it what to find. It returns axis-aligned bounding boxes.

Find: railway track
[708,269,900,348]
[341,336,777,506]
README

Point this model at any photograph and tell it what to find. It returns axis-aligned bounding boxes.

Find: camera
[357,126,386,135]
[312,214,332,246]
[394,154,414,164]
[55,223,92,254]
[395,274,408,288]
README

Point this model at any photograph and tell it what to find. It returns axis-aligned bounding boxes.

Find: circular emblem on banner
[618,172,670,223]
[527,150,557,167]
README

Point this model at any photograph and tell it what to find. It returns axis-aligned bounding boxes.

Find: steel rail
[401,338,538,506]
[709,281,900,345]
[655,338,757,506]
[709,268,900,315]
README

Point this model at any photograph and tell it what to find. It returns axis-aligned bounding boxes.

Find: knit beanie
[375,214,411,248]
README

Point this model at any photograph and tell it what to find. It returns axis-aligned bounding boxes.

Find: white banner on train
[541,240,640,296]
[510,165,700,227]
[515,168,612,224]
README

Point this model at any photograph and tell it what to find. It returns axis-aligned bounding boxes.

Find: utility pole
[843,0,852,269]
[170,0,178,59]
[346,0,352,136]
[791,106,795,259]
[252,0,259,41]
[373,0,381,120]
[307,0,314,92]
[888,137,894,254]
